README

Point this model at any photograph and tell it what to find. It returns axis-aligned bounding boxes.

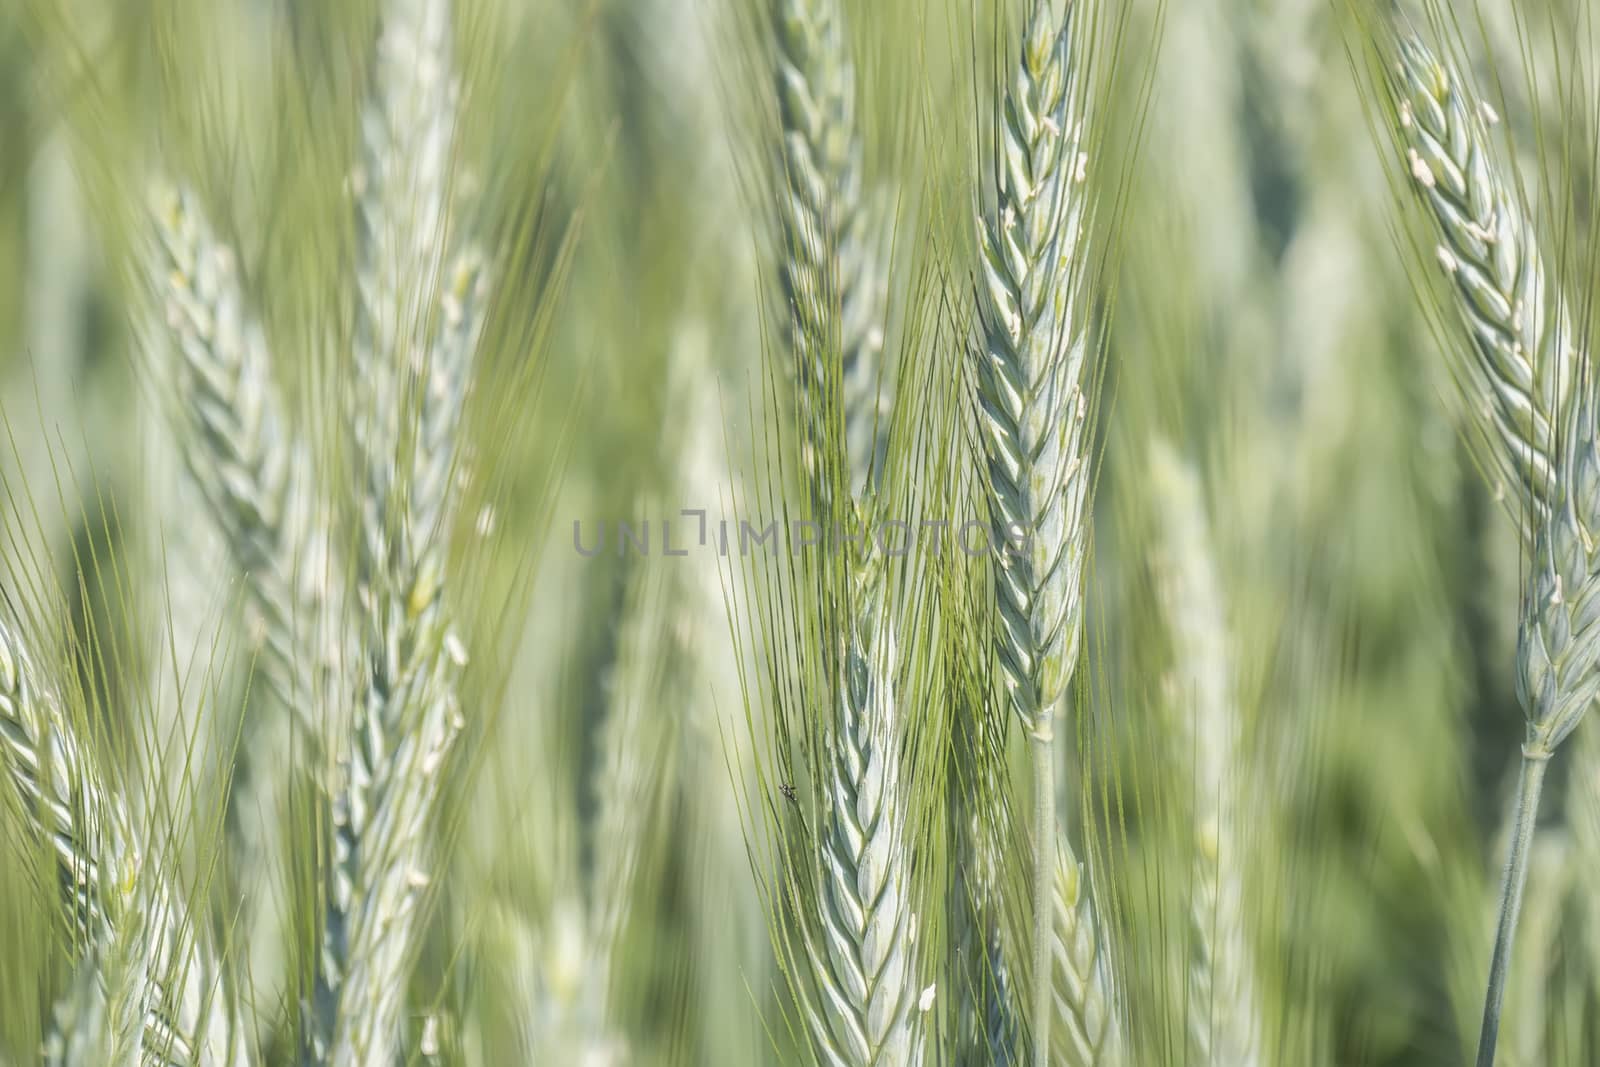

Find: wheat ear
[772,0,887,510]
[1050,836,1119,1066]
[948,703,1018,1067]
[1387,33,1599,1066]
[1469,386,1600,1062]
[971,3,1106,1063]
[0,615,247,1066]
[145,181,339,741]
[1148,441,1263,1066]
[316,0,480,1061]
[802,564,925,1066]
[1391,36,1577,531]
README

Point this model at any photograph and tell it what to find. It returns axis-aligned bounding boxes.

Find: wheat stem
[1029,733,1057,1067]
[1476,751,1547,1067]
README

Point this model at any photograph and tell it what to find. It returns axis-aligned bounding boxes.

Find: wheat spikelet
[802,565,925,1066]
[317,0,479,1061]
[1391,35,1577,529]
[0,616,246,1066]
[772,0,887,509]
[1049,837,1119,1067]
[1148,441,1263,1067]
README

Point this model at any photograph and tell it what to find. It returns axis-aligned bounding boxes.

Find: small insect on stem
[779,783,798,804]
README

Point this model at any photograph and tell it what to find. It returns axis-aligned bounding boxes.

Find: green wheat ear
[1390,34,1576,534]
[970,2,1116,1063]
[1382,25,1596,1067]
[1,613,248,1066]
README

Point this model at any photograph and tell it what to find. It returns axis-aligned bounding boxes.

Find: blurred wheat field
[2,0,1600,1064]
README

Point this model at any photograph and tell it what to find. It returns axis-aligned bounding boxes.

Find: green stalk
[1032,724,1057,1067]
[1475,751,1548,1067]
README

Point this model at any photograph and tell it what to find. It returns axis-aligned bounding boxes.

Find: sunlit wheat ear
[1390,35,1577,530]
[144,181,341,743]
[801,565,925,1067]
[316,0,479,1061]
[1148,441,1263,1067]
[772,0,888,510]
[971,2,1103,1062]
[0,616,247,1066]
[1050,836,1120,1067]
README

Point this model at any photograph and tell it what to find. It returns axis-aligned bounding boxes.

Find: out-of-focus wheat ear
[44,954,142,1067]
[586,557,673,1034]
[317,0,477,1061]
[1050,837,1120,1067]
[772,0,888,511]
[348,0,458,550]
[143,180,341,738]
[0,615,249,1066]
[1148,441,1264,1067]
[144,178,338,1048]
[971,3,1102,1063]
[1389,34,1577,532]
[801,567,925,1066]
